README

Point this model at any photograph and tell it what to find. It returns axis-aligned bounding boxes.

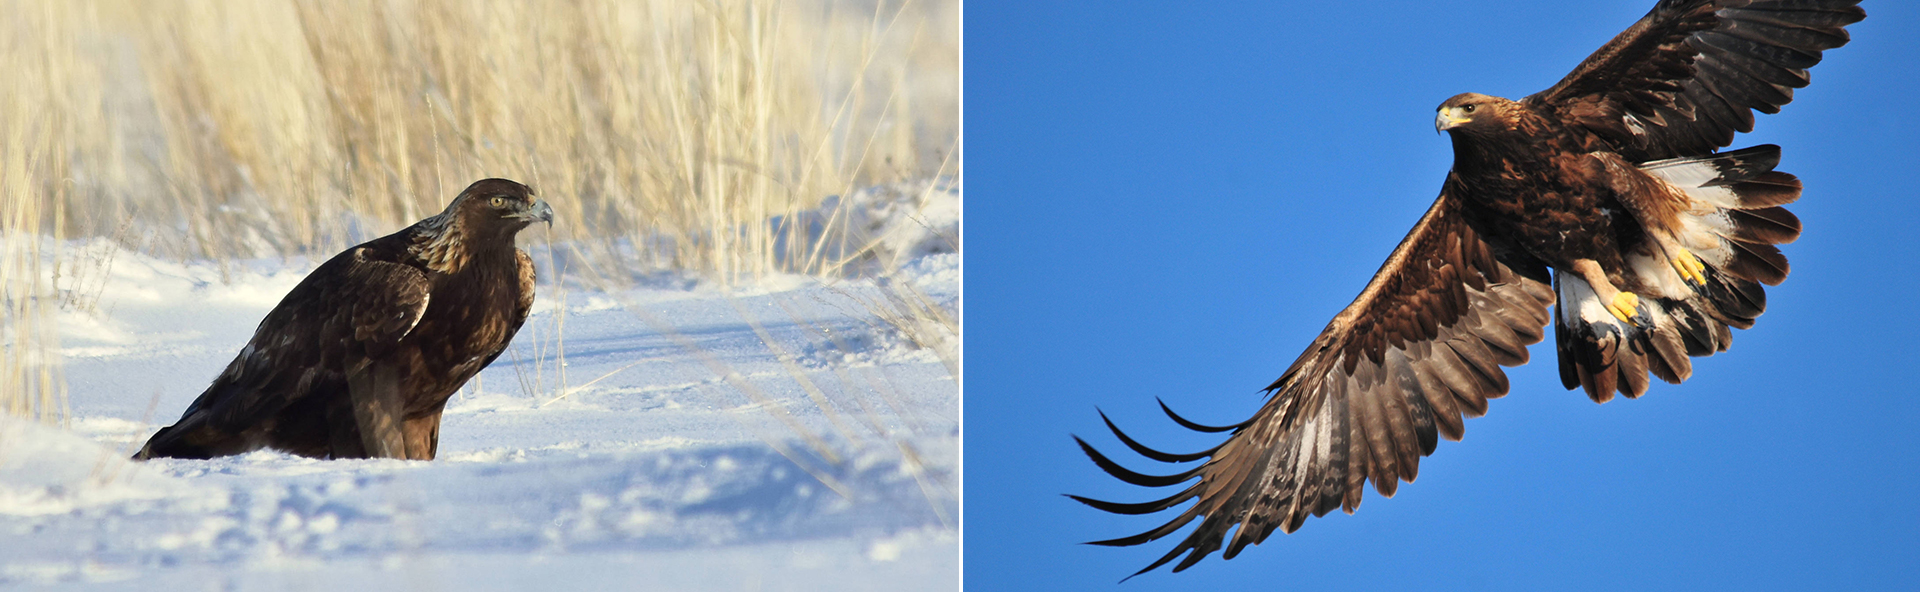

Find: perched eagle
[136,179,553,461]
[1074,0,1863,577]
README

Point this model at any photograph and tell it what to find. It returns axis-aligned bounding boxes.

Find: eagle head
[1435,93,1512,134]
[453,178,554,235]
[413,178,553,273]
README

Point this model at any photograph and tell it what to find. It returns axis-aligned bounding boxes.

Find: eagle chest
[409,258,527,378]
[1460,149,1634,269]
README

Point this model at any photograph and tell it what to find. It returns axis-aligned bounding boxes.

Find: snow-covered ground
[0,187,958,590]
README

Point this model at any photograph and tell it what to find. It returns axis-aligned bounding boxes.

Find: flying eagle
[136,179,553,461]
[1074,0,1863,576]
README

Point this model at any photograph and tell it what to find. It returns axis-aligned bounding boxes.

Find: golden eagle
[1075,0,1864,576]
[136,179,552,461]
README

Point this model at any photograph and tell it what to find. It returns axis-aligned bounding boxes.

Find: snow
[0,193,958,589]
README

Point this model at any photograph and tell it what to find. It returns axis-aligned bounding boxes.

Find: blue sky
[965,1,1919,590]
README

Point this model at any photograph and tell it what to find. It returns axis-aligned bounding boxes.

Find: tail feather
[1616,340,1650,398]
[1554,275,1704,402]
[133,421,216,460]
[1664,293,1725,355]
[1640,306,1693,384]
[1726,206,1801,245]
[1722,171,1802,208]
[1554,274,1653,402]
[1643,336,1685,384]
[1702,268,1767,329]
[1556,144,1798,401]
[1722,239,1790,286]
[134,407,260,460]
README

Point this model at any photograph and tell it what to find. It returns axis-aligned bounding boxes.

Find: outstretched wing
[1072,185,1554,577]
[1528,0,1863,162]
[143,246,431,457]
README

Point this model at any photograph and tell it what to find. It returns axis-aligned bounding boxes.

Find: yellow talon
[1606,291,1641,325]
[1672,249,1707,285]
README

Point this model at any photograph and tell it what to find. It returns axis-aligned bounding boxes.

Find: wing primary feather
[1693,36,1812,89]
[1723,6,1864,31]
[1720,13,1853,52]
[1074,436,1205,488]
[1157,397,1246,433]
[1695,54,1792,114]
[1170,527,1225,573]
[1097,409,1221,463]
[1679,65,1755,136]
[1084,192,1565,577]
[1226,432,1302,558]
[1067,489,1200,516]
[1088,509,1204,550]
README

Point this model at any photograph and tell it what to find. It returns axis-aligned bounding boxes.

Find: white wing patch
[401,293,430,339]
[1638,157,1740,271]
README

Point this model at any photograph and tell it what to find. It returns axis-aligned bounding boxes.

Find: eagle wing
[1527,0,1863,162]
[1073,187,1555,576]
[178,247,431,440]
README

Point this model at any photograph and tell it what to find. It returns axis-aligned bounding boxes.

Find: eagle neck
[413,212,469,274]
[1446,131,1507,181]
[409,196,532,276]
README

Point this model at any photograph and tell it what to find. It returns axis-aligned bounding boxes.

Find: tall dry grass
[0,1,105,424]
[33,0,957,282]
[0,0,957,424]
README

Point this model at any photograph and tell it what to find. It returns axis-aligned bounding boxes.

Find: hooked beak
[1435,107,1470,133]
[519,199,555,228]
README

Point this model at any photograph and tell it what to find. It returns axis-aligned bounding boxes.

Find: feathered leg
[402,410,443,460]
[1569,259,1639,324]
[346,363,407,458]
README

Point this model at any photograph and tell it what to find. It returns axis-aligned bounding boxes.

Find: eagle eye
[490,196,507,208]
[1462,104,1477,114]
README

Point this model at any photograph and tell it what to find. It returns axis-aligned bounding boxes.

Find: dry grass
[0,0,94,424]
[26,0,956,282]
[5,1,958,526]
[0,0,956,426]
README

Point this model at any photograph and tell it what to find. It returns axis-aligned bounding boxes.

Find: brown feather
[1530,0,1863,161]
[1729,172,1803,207]
[137,179,550,461]
[1410,345,1467,442]
[1074,189,1554,573]
[1728,206,1802,244]
[1616,340,1651,399]
[1723,239,1791,285]
[1080,1,1861,575]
